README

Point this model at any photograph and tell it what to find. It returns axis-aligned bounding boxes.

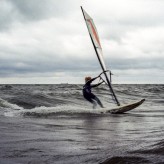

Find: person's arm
[85,76,99,85]
[91,81,104,88]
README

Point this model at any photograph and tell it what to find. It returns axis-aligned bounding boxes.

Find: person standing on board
[83,76,104,109]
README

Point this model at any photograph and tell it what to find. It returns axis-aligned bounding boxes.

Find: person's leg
[92,100,97,109]
[91,93,104,108]
[83,93,97,109]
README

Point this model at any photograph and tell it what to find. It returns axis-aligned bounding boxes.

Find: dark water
[0,84,163,164]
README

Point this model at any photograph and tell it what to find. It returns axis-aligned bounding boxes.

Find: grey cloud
[95,0,164,42]
[1,49,163,78]
[106,57,164,71]
[9,0,79,20]
[0,0,78,31]
[0,0,163,83]
[9,0,54,21]
[0,0,17,30]
[0,53,100,77]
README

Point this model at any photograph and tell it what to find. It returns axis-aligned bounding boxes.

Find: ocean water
[0,84,163,164]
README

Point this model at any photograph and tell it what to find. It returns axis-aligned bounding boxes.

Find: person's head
[85,76,92,83]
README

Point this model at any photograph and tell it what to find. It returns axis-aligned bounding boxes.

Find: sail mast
[81,6,120,106]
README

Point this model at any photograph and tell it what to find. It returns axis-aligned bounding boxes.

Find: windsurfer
[83,75,104,109]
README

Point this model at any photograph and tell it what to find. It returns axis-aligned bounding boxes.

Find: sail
[81,6,120,106]
[81,7,106,70]
[82,9,102,49]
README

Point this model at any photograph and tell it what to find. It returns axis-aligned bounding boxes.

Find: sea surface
[0,84,163,164]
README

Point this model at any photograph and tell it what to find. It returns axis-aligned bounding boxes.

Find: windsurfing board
[104,99,145,114]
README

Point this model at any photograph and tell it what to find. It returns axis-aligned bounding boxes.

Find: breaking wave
[0,84,163,118]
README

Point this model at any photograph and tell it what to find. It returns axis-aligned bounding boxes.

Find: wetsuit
[83,77,104,108]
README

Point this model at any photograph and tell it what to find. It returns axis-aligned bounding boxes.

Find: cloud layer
[0,0,163,84]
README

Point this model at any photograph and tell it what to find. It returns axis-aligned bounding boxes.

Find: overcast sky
[0,0,163,84]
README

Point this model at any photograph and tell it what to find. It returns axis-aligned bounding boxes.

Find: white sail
[82,8,107,71]
[81,6,120,106]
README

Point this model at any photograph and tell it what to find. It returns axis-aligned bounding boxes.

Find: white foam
[0,98,23,117]
[0,98,23,110]
[4,104,108,117]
